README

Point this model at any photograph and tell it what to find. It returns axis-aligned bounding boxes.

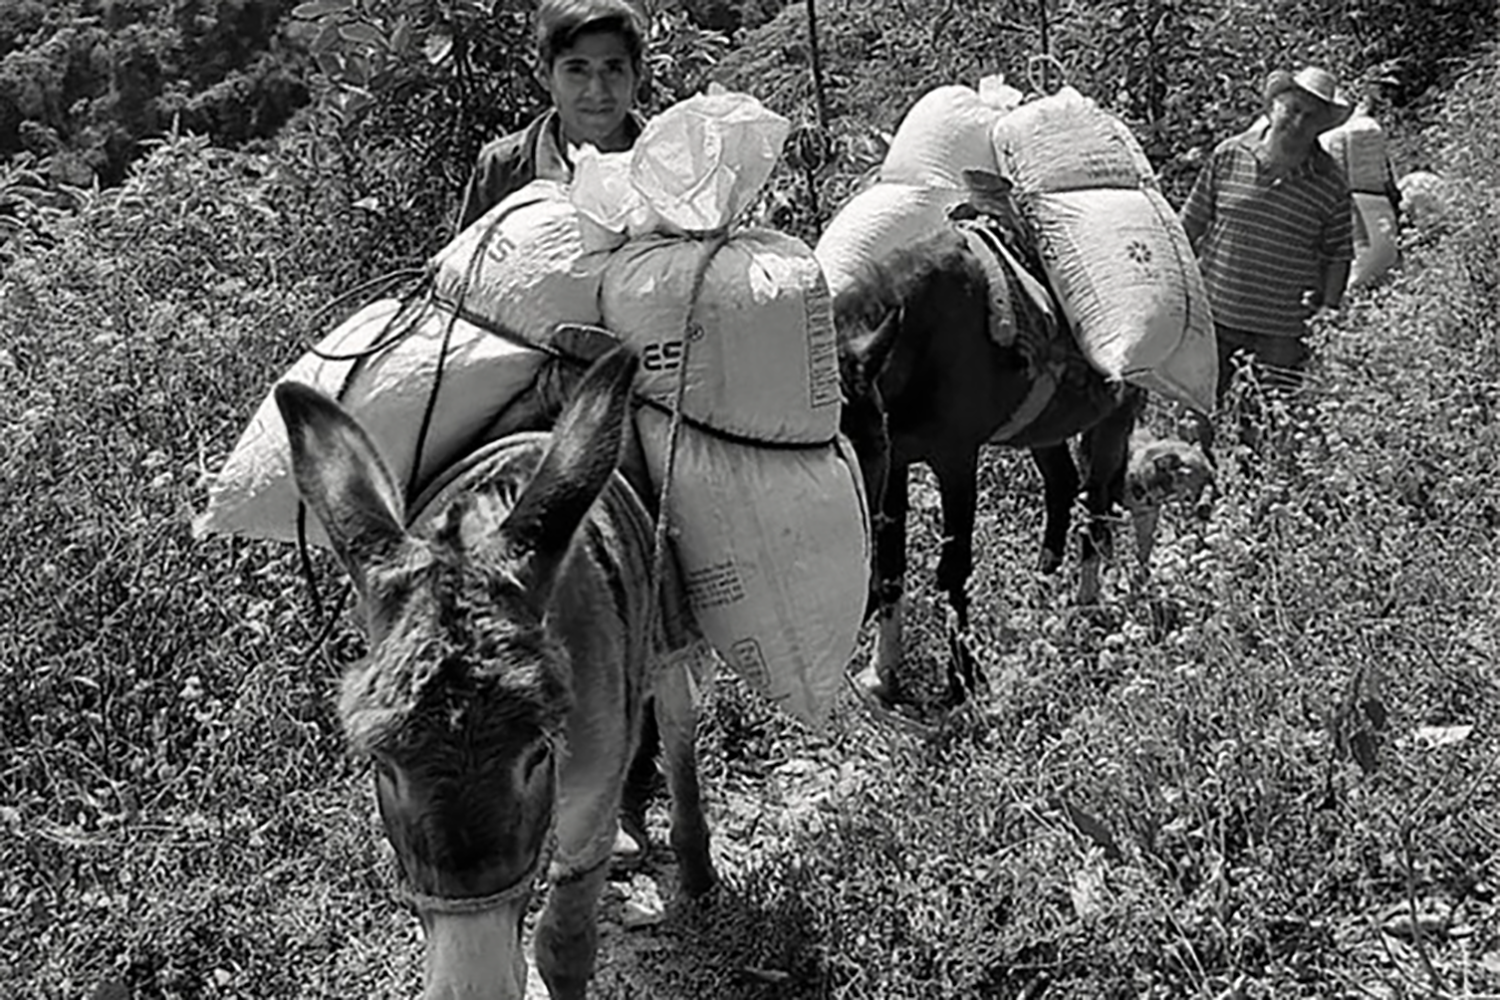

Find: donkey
[833,173,1213,712]
[276,345,716,1000]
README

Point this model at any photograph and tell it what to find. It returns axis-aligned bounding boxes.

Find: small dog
[1117,430,1216,594]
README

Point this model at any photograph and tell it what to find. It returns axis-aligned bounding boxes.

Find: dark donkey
[834,172,1212,712]
[276,345,715,1000]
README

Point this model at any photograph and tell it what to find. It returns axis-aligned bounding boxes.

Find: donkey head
[276,346,639,997]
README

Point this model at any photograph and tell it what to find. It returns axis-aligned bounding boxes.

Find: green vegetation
[0,0,309,184]
[2,2,1498,997]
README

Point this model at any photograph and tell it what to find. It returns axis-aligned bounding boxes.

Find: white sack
[991,87,1216,412]
[814,182,968,297]
[195,297,548,545]
[1350,191,1399,290]
[637,409,870,729]
[881,85,1003,190]
[1032,187,1217,413]
[1320,112,1391,194]
[431,179,619,339]
[990,85,1156,192]
[601,229,841,443]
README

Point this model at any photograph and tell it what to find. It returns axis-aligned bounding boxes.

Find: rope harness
[392,749,562,917]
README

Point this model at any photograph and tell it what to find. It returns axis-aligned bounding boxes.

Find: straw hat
[1263,66,1353,132]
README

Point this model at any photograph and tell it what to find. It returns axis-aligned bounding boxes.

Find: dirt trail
[522,746,885,998]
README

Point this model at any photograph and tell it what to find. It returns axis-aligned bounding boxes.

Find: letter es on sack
[642,340,685,372]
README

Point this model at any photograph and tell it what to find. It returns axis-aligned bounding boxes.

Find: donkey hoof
[611,821,648,872]
[1037,550,1064,575]
[849,664,896,708]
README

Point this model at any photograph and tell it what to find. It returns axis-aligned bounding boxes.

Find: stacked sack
[194,180,619,546]
[815,79,1020,297]
[1320,104,1399,289]
[576,88,869,729]
[990,85,1217,413]
[199,87,869,729]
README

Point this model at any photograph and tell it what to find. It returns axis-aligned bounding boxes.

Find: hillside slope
[0,20,1497,1000]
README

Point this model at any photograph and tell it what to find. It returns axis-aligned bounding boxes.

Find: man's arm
[1178,152,1217,252]
[1320,260,1351,310]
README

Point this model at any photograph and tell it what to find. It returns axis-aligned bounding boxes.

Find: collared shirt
[455,110,644,235]
[1179,124,1354,338]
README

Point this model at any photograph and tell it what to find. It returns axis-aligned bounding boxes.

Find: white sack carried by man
[574,86,869,728]
[194,181,616,546]
[991,86,1217,413]
[1320,106,1398,289]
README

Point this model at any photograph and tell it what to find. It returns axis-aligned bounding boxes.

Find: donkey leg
[536,764,622,999]
[931,451,981,700]
[535,860,611,1000]
[653,647,717,898]
[1130,505,1162,594]
[1076,400,1138,605]
[858,461,910,704]
[1031,444,1080,574]
[616,707,660,864]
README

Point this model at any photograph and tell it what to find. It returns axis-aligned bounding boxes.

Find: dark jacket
[454,110,646,235]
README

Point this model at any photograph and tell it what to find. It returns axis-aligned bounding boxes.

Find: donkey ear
[500,344,639,570]
[275,382,408,592]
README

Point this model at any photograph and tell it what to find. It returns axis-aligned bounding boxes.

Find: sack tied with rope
[574,86,870,728]
[195,87,869,729]
[990,64,1217,414]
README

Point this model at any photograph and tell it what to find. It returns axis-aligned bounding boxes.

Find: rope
[639,231,729,659]
[441,301,838,452]
[294,208,517,647]
[303,266,426,346]
[1027,52,1067,96]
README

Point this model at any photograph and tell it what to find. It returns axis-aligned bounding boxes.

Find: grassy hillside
[1,21,1497,1000]
[715,0,1497,215]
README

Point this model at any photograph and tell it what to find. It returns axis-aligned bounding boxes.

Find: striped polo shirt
[1180,124,1353,338]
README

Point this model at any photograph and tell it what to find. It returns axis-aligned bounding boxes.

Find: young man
[455,0,648,234]
[1180,65,1356,403]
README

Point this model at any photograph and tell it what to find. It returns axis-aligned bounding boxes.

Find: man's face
[543,29,638,152]
[1268,89,1331,146]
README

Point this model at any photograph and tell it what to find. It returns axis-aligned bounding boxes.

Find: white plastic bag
[573,85,789,237]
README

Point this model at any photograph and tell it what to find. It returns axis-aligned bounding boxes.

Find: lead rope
[640,231,730,657]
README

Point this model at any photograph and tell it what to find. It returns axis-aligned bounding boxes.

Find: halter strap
[392,755,565,917]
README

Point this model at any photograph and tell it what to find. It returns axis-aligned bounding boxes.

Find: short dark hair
[535,0,647,71]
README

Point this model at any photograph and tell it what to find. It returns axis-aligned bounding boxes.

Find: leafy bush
[0,0,309,184]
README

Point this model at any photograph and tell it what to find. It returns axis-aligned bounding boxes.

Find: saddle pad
[956,219,1060,367]
[957,223,1016,350]
[951,221,1071,444]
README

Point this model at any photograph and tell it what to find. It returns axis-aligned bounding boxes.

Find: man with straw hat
[1180,65,1356,435]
